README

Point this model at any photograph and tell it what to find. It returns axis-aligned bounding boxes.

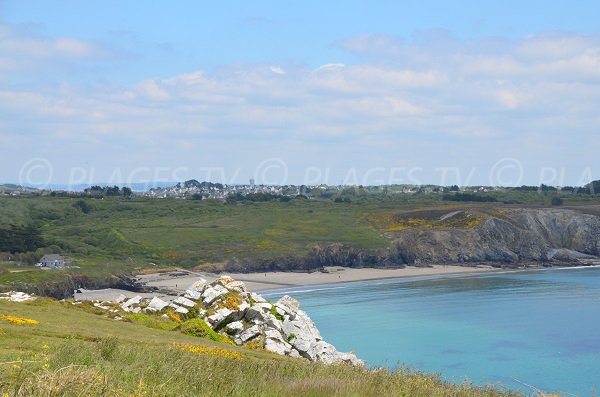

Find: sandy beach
[136,265,502,295]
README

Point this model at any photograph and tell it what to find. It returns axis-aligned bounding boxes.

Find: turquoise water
[262,267,600,396]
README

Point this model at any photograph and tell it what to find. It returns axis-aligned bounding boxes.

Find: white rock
[184,289,202,300]
[289,349,302,358]
[224,280,247,292]
[263,313,283,333]
[114,294,127,303]
[9,292,35,302]
[146,297,169,312]
[265,337,292,356]
[336,352,365,367]
[188,278,207,292]
[174,306,189,314]
[282,310,322,353]
[207,308,233,327]
[245,303,271,322]
[215,275,235,287]
[250,292,267,303]
[201,285,229,305]
[254,302,273,313]
[121,295,142,309]
[225,321,244,335]
[173,296,196,308]
[132,307,142,314]
[275,295,300,317]
[238,324,261,343]
[308,341,338,364]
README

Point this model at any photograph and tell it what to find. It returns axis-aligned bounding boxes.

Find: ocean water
[262,267,600,396]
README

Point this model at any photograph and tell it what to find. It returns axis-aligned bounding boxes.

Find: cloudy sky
[1,1,599,187]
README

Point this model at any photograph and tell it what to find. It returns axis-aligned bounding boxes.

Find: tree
[73,199,92,214]
[551,196,564,206]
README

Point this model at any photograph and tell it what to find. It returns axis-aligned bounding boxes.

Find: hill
[0,194,600,295]
[0,292,522,396]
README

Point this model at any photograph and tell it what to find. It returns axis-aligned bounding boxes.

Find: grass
[1,193,600,293]
[0,298,525,397]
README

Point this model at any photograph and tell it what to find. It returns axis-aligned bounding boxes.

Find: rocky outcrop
[0,291,35,302]
[219,208,600,272]
[109,276,363,366]
[390,208,600,266]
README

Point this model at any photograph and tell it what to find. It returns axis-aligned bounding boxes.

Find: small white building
[37,254,65,268]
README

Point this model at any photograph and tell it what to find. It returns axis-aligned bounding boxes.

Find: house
[37,254,65,268]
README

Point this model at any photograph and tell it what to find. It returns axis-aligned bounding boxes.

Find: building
[37,254,65,268]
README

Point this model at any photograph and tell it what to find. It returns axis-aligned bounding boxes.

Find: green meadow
[0,298,523,397]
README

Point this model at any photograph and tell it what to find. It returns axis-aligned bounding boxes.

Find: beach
[135,265,501,295]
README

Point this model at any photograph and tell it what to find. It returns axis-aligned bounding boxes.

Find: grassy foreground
[0,298,523,397]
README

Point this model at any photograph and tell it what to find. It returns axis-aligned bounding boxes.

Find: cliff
[220,208,600,272]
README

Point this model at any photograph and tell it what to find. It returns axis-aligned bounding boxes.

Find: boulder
[306,341,338,364]
[237,324,261,344]
[225,321,244,335]
[282,310,322,353]
[289,349,302,359]
[7,292,35,302]
[244,303,272,322]
[224,281,247,292]
[146,297,169,312]
[114,294,127,303]
[174,306,189,315]
[264,330,293,355]
[121,295,142,310]
[336,352,365,367]
[250,293,267,303]
[207,308,233,327]
[184,289,202,301]
[201,285,229,305]
[173,296,196,308]
[275,295,300,317]
[188,278,207,291]
[263,313,284,333]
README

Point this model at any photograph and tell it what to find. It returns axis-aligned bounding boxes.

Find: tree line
[0,224,45,253]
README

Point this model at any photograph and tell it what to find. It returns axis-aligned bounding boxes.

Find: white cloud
[1,31,600,184]
[269,66,286,75]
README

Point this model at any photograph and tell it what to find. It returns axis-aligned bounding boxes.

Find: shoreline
[75,264,599,302]
[140,264,524,295]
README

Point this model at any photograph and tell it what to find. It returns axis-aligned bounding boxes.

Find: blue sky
[1,1,599,186]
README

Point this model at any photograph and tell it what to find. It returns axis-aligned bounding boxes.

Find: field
[0,298,524,396]
[1,191,600,292]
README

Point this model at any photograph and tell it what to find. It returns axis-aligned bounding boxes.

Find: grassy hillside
[1,193,600,292]
[0,298,522,396]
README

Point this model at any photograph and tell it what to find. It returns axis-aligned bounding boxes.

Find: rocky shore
[77,275,364,366]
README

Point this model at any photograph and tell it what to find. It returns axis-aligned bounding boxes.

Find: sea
[262,267,600,396]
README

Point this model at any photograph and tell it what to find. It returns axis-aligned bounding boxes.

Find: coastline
[138,265,506,295]
[75,264,599,302]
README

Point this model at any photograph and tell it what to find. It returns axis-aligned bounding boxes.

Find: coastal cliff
[220,208,600,272]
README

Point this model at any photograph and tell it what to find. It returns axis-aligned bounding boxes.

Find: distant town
[1,179,598,202]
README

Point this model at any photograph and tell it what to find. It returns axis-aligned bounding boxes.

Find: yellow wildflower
[177,344,242,360]
[0,315,39,325]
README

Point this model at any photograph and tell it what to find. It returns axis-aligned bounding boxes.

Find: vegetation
[0,298,524,396]
[1,188,600,293]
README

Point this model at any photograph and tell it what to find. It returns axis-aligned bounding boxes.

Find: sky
[1,1,599,187]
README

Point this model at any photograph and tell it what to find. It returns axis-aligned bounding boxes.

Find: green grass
[1,193,600,292]
[0,298,525,397]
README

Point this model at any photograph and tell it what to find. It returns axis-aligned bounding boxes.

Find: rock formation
[116,276,363,366]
